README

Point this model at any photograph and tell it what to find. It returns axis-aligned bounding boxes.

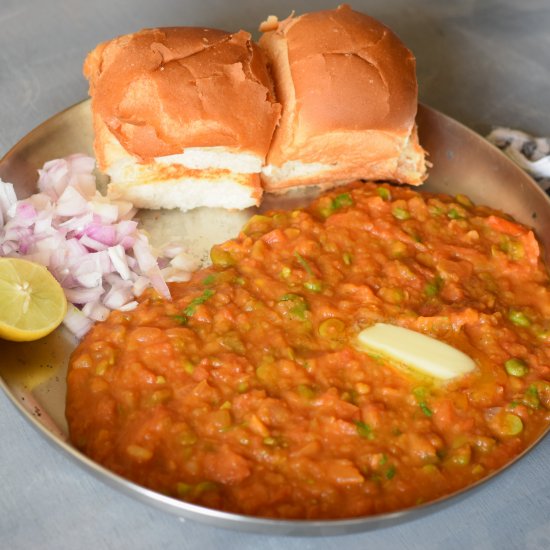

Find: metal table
[1,1,549,548]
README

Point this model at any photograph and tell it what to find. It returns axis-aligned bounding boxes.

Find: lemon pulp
[0,257,67,342]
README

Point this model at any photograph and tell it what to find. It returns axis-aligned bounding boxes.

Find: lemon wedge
[0,257,67,342]
[356,323,476,380]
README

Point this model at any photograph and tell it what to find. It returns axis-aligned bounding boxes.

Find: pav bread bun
[84,27,281,211]
[259,5,427,192]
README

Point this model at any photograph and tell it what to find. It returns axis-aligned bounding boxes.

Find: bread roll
[84,27,281,211]
[259,5,427,192]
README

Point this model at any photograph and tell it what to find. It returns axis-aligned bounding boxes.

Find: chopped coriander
[295,252,314,276]
[354,420,375,440]
[412,386,428,400]
[202,274,216,286]
[174,289,216,324]
[424,276,443,297]
[184,289,215,317]
[419,402,433,417]
[447,208,463,220]
[413,387,433,417]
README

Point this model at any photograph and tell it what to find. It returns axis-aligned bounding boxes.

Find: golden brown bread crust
[84,27,281,169]
[259,5,427,190]
[84,11,427,207]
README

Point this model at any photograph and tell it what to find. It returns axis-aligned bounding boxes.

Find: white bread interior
[259,5,427,192]
[96,115,262,211]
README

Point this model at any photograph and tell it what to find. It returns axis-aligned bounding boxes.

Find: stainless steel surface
[0,99,549,536]
[1,1,550,548]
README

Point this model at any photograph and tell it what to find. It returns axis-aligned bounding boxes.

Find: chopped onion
[63,303,94,339]
[0,180,17,227]
[133,276,151,297]
[161,266,193,283]
[117,300,139,312]
[0,154,198,337]
[82,301,111,322]
[108,245,131,280]
[55,185,90,217]
[169,250,201,272]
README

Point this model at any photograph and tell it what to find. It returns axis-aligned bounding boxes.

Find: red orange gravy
[66,182,550,519]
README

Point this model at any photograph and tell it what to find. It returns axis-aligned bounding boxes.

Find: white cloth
[486,128,550,192]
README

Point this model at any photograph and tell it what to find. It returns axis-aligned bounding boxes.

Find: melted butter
[356,323,476,381]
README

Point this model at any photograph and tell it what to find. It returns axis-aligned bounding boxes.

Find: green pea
[392,207,410,220]
[508,310,531,327]
[377,187,391,201]
[502,413,523,436]
[504,358,529,377]
[304,280,322,292]
[500,238,524,261]
[332,193,354,209]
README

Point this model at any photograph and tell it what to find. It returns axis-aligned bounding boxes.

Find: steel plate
[0,100,549,536]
